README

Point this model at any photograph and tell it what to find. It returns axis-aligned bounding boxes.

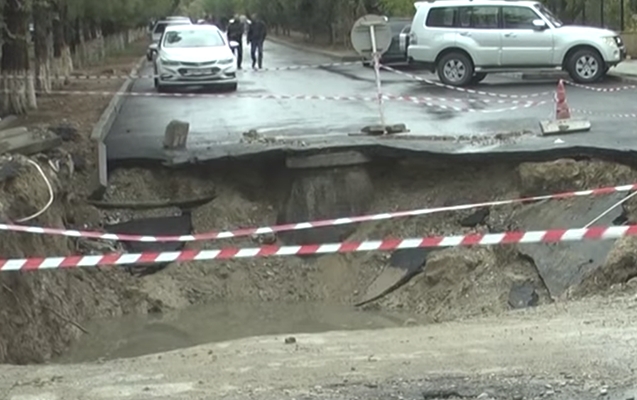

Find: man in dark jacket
[227,14,244,69]
[247,14,267,69]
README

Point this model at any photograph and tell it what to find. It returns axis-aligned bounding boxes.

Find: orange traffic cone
[555,79,571,120]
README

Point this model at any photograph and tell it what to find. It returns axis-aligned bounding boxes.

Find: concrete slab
[539,119,591,136]
[0,129,61,156]
[514,193,626,299]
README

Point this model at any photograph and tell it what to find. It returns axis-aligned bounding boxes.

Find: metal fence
[543,0,637,31]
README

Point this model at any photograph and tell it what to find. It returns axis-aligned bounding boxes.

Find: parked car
[153,24,239,92]
[407,0,627,86]
[363,18,412,67]
[147,19,192,61]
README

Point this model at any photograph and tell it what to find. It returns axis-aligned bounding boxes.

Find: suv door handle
[504,32,516,37]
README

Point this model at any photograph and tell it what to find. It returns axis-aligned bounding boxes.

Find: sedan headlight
[160,57,179,66]
[601,37,618,48]
[218,58,234,65]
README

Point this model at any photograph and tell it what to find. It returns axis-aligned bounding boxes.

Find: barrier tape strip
[11,88,547,112]
[3,183,635,242]
[2,224,636,271]
[382,64,637,98]
[0,61,361,80]
[380,64,554,99]
[565,80,637,92]
[572,108,637,118]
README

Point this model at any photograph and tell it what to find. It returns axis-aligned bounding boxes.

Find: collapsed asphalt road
[105,40,637,163]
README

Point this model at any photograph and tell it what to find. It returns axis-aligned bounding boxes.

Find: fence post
[600,0,604,27]
[620,0,625,31]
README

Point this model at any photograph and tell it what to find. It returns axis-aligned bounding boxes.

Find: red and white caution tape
[18,89,546,112]
[572,108,637,118]
[0,62,360,80]
[565,80,637,92]
[1,224,636,271]
[380,64,554,99]
[2,183,635,242]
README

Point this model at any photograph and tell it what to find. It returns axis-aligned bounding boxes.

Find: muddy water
[57,301,417,363]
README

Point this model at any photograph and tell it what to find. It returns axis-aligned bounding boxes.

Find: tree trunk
[1,0,37,115]
[51,2,72,88]
[33,0,52,92]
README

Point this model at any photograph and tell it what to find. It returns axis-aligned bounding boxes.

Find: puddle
[56,301,416,363]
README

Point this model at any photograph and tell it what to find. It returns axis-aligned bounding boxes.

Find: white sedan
[153,24,239,92]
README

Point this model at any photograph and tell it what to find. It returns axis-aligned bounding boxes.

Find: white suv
[407,0,626,86]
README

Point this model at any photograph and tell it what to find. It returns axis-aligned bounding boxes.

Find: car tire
[147,53,153,61]
[437,52,474,87]
[470,73,487,85]
[566,49,604,83]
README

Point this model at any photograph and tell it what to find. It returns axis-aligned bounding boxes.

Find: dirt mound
[0,156,156,364]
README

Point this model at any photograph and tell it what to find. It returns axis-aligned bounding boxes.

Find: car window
[163,29,225,47]
[503,6,540,29]
[457,7,472,28]
[471,6,498,29]
[153,23,168,34]
[426,7,454,27]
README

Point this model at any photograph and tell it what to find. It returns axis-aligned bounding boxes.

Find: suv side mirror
[532,19,548,30]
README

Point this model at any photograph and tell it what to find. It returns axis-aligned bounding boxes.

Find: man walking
[247,14,267,69]
[227,14,244,69]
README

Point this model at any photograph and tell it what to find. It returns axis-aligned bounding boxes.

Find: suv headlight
[601,37,618,48]
[218,58,234,64]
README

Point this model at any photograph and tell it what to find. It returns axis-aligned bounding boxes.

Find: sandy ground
[1,294,637,399]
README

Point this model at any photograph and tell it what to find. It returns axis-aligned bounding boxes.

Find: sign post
[351,15,392,130]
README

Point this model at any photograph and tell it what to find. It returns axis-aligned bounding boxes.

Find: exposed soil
[4,152,637,365]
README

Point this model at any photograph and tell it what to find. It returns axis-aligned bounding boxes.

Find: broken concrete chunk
[163,120,189,149]
[508,281,539,309]
[0,127,28,140]
[361,125,385,135]
[385,123,407,134]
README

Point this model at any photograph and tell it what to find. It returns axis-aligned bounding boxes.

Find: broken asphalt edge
[89,55,147,199]
[268,35,362,62]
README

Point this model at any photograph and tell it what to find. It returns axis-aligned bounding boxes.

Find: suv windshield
[534,4,563,27]
[163,29,225,47]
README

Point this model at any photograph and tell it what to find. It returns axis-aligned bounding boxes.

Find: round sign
[350,14,392,57]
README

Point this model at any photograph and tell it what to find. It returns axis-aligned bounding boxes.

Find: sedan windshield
[163,30,225,47]
[534,4,563,27]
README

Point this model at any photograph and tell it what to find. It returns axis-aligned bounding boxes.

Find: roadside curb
[90,55,147,199]
[268,35,361,62]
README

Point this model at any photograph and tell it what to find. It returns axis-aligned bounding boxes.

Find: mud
[3,155,637,365]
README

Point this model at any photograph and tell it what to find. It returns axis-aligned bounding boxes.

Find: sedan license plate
[185,69,212,76]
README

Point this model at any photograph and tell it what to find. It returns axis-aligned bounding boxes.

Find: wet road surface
[105,40,637,162]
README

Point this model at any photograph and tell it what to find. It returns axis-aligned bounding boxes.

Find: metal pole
[600,0,604,27]
[620,0,625,31]
[369,25,386,128]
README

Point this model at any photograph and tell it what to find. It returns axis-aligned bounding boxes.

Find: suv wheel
[437,52,474,87]
[566,49,604,83]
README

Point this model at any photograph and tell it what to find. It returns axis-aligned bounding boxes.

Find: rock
[163,120,189,149]
[0,158,22,182]
[251,232,277,245]
[71,153,87,171]
[459,207,490,227]
[477,393,490,399]
[508,281,539,309]
[49,122,79,141]
[284,336,296,344]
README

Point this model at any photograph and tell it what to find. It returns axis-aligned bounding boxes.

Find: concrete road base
[539,118,591,136]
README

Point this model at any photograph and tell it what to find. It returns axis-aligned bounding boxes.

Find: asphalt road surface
[105,40,637,163]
